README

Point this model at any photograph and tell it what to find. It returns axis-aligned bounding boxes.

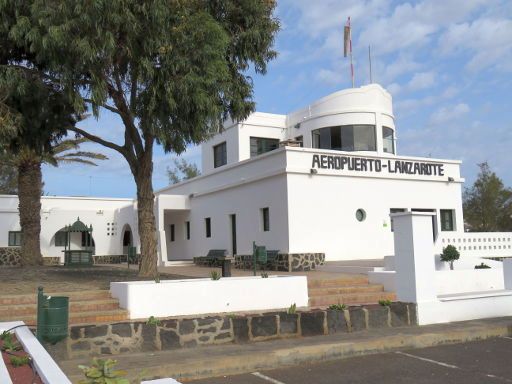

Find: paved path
[190,337,512,383]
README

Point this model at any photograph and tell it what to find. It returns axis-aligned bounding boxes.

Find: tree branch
[108,71,145,157]
[83,99,120,115]
[67,126,128,158]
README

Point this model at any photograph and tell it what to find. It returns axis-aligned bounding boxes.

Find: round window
[356,209,366,222]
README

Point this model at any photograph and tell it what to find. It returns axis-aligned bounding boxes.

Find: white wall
[287,84,395,155]
[285,148,463,260]
[0,195,138,261]
[111,275,309,319]
[369,268,505,295]
[438,232,512,258]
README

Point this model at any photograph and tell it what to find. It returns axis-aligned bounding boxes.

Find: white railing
[437,232,512,258]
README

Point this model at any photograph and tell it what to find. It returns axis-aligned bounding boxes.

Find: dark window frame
[262,208,270,232]
[440,209,455,231]
[213,142,227,168]
[81,232,95,247]
[170,224,175,242]
[311,124,377,152]
[8,231,22,246]
[382,126,395,154]
[55,231,68,247]
[205,217,211,238]
[185,221,191,240]
[250,137,280,158]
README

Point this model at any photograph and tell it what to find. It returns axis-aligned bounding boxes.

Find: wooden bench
[193,249,228,267]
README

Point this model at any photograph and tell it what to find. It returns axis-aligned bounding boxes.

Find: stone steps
[0,289,128,325]
[0,309,129,326]
[309,291,396,307]
[307,276,369,289]
[307,276,396,307]
[308,284,385,296]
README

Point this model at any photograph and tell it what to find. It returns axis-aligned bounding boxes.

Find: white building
[0,84,468,269]
[0,195,138,264]
[155,84,463,270]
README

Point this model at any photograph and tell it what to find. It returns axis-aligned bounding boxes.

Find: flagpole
[349,17,354,88]
[368,45,373,84]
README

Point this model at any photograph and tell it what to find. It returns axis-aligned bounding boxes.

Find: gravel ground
[0,266,190,295]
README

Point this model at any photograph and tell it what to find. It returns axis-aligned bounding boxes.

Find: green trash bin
[36,287,69,344]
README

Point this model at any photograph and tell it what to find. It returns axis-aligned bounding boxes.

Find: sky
[42,0,512,198]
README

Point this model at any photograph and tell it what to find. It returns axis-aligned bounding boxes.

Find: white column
[374,112,384,155]
[392,212,437,303]
[154,196,168,266]
[503,259,512,290]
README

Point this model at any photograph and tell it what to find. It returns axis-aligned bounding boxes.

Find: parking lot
[190,337,512,383]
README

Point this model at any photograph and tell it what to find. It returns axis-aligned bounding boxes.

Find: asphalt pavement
[190,337,512,383]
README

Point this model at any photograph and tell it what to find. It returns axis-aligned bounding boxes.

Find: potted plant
[440,245,460,270]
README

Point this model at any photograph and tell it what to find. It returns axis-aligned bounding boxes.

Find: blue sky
[42,0,512,198]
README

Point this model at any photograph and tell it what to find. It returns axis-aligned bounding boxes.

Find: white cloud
[407,71,436,91]
[315,68,344,85]
[429,103,470,124]
[439,17,512,72]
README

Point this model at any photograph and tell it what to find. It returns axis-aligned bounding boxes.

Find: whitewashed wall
[285,148,463,260]
[0,195,138,261]
[438,232,512,257]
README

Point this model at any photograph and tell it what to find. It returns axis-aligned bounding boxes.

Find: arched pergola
[63,217,94,266]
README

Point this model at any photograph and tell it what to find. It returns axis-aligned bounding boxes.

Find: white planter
[111,276,309,319]
[0,321,71,384]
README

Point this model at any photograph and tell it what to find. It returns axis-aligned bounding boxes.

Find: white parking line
[502,336,512,340]
[395,351,459,369]
[252,371,287,384]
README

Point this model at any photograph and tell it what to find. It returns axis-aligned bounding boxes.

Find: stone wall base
[234,253,325,272]
[0,247,21,266]
[46,302,417,360]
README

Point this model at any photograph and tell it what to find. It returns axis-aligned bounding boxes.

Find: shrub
[210,271,221,280]
[10,355,30,367]
[261,272,269,278]
[287,303,297,314]
[78,358,129,384]
[440,245,460,270]
[328,303,346,311]
[378,299,392,307]
[475,262,491,269]
[146,316,161,326]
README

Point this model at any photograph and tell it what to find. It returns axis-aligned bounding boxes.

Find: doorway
[230,214,237,255]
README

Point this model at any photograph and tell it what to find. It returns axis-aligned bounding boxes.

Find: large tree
[0,70,80,265]
[167,158,200,185]
[1,1,279,276]
[463,162,512,232]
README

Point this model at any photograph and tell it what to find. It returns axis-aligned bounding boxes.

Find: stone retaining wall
[93,255,127,264]
[49,303,416,359]
[0,247,21,266]
[42,257,60,265]
[234,253,325,272]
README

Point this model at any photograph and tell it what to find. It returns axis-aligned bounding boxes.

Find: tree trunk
[450,261,454,270]
[134,150,158,278]
[18,156,43,266]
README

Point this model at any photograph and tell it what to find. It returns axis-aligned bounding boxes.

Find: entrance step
[309,291,396,307]
[307,276,396,307]
[0,290,129,325]
[307,276,369,289]
[308,284,385,296]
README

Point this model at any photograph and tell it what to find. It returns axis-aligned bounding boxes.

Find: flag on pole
[343,17,351,58]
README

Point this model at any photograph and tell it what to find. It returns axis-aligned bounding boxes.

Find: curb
[61,318,512,382]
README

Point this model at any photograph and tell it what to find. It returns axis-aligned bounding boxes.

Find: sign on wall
[311,154,445,176]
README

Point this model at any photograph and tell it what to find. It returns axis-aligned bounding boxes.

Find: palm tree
[6,137,107,265]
